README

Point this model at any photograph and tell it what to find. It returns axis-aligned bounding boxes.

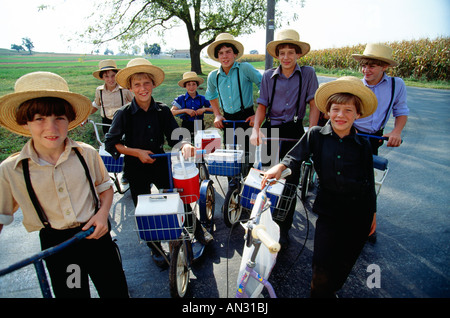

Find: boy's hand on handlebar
[181,144,196,159]
[384,132,402,147]
[250,128,265,146]
[214,115,226,129]
[245,115,255,127]
[261,164,286,189]
[140,149,156,164]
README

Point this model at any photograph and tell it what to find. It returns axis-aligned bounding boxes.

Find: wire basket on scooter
[205,149,243,177]
[135,193,197,242]
[239,182,297,222]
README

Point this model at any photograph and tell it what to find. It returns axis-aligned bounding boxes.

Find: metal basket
[239,183,297,222]
[205,149,243,177]
[135,194,197,242]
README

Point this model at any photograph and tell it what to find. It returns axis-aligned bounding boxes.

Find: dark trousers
[310,212,373,297]
[125,156,171,207]
[40,226,129,298]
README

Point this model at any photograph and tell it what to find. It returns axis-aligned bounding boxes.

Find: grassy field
[0,48,448,161]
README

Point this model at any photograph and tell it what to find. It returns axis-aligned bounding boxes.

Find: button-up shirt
[105,98,186,159]
[257,65,318,125]
[0,139,113,232]
[281,122,376,216]
[354,74,409,133]
[205,61,262,114]
[94,84,134,120]
[172,92,211,122]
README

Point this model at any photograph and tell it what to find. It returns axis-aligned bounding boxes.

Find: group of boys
[0,28,408,298]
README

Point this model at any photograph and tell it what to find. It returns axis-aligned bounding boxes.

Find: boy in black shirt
[262,76,378,298]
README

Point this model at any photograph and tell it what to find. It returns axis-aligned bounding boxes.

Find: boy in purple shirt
[250,29,320,248]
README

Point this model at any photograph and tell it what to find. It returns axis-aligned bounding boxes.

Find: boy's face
[129,74,154,107]
[217,46,237,70]
[23,114,69,154]
[361,63,388,85]
[102,70,118,89]
[328,103,361,137]
[185,81,198,95]
[277,46,301,71]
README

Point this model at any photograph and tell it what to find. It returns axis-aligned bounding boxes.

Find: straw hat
[352,43,399,67]
[178,71,204,87]
[314,76,378,118]
[92,59,121,80]
[115,58,165,88]
[0,72,92,136]
[207,33,244,61]
[266,29,311,59]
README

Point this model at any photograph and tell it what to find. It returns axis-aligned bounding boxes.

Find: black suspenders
[216,66,245,112]
[22,148,99,229]
[266,68,303,123]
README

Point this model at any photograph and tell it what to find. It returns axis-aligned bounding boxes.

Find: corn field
[301,37,449,81]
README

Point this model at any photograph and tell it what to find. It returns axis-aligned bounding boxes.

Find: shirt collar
[129,97,159,114]
[362,73,388,88]
[101,83,121,92]
[14,138,83,169]
[271,64,301,79]
[184,91,199,100]
[319,121,362,145]
[219,61,239,75]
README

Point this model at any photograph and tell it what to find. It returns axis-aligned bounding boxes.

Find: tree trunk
[190,45,203,75]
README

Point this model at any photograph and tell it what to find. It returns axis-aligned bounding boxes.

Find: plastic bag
[237,193,280,298]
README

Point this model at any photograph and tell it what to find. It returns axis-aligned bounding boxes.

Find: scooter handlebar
[252,225,281,254]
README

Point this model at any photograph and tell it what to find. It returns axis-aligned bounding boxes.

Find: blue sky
[1,0,449,54]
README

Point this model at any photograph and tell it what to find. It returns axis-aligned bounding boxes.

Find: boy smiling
[262,76,378,297]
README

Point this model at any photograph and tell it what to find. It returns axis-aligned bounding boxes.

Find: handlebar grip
[252,225,281,254]
[281,168,291,179]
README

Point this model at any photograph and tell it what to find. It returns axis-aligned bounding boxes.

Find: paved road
[1,80,449,302]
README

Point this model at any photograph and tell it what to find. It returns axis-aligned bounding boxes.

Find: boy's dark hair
[325,93,362,115]
[214,43,239,58]
[184,80,199,88]
[358,58,389,68]
[100,69,119,79]
[16,97,76,125]
[275,43,302,56]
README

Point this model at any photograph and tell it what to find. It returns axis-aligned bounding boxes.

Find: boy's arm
[82,187,113,239]
[308,99,320,127]
[384,115,407,147]
[250,104,267,146]
[210,98,226,129]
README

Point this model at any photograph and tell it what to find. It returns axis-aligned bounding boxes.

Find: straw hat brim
[352,53,399,67]
[266,40,310,59]
[178,76,204,87]
[92,67,121,80]
[0,90,92,136]
[314,78,378,119]
[207,39,244,61]
[115,65,165,88]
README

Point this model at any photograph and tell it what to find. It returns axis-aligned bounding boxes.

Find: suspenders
[266,68,303,123]
[22,148,99,229]
[100,88,124,119]
[216,66,245,112]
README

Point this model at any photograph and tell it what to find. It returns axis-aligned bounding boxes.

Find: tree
[22,37,34,55]
[82,0,288,74]
[144,43,161,56]
[11,44,25,53]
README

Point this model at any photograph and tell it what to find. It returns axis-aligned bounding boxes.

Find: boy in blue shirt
[171,71,212,142]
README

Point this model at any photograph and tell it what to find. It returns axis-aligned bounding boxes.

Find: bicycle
[0,227,94,298]
[236,168,292,298]
[134,151,215,298]
[88,119,128,194]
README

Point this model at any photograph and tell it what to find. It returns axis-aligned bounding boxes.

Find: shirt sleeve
[303,67,319,102]
[205,70,219,101]
[0,160,17,226]
[256,70,272,106]
[241,62,262,89]
[104,107,127,159]
[391,78,409,117]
